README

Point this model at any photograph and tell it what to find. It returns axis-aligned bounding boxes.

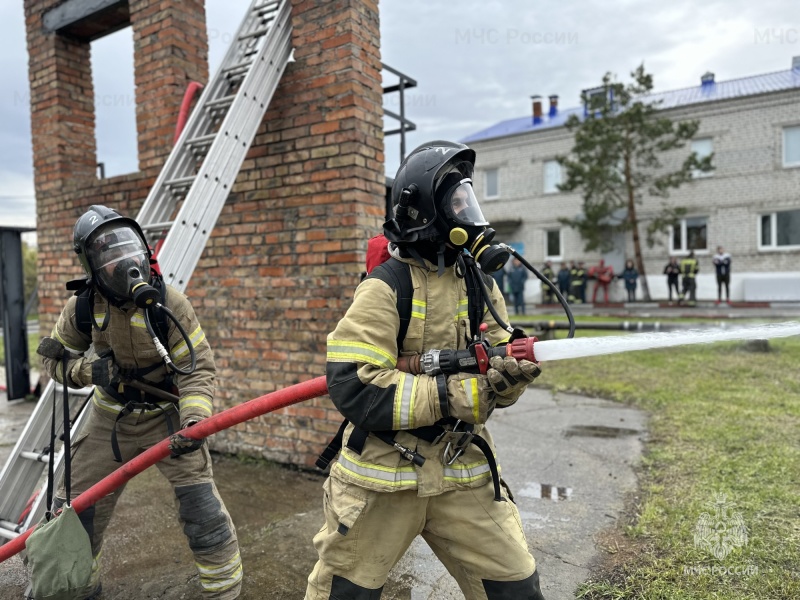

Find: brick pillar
[198,0,385,466]
[130,0,209,170]
[25,0,208,332]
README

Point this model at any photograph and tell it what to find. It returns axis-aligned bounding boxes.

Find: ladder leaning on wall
[0,0,293,546]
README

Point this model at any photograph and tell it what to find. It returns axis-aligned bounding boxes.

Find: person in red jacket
[589,259,614,304]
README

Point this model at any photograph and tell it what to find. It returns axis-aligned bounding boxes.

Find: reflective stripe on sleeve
[393,373,417,430]
[327,340,396,369]
[180,395,213,417]
[52,330,85,354]
[171,326,205,360]
[462,377,480,424]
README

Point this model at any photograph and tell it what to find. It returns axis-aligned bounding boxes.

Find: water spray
[398,321,800,376]
[531,321,800,362]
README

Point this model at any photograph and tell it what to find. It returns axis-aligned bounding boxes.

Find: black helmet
[385,140,487,247]
[73,205,152,305]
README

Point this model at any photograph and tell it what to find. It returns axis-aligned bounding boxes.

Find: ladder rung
[0,521,22,539]
[140,221,175,232]
[205,95,236,112]
[223,60,254,76]
[19,451,49,463]
[164,176,196,189]
[239,25,271,41]
[186,133,217,148]
[254,0,281,13]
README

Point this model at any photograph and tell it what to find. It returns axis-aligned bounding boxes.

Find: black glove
[71,351,118,388]
[486,355,542,398]
[168,421,204,457]
[90,354,119,387]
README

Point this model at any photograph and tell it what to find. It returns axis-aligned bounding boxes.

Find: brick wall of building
[27,0,384,467]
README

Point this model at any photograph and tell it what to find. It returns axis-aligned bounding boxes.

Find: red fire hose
[173,81,204,144]
[0,376,328,563]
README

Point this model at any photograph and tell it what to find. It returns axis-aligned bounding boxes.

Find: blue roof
[461,67,800,143]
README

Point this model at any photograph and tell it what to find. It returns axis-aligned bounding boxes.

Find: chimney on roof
[793,56,800,71]
[531,95,543,125]
[548,95,558,117]
[701,72,715,87]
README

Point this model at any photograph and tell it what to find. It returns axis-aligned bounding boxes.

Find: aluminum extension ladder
[0,0,292,545]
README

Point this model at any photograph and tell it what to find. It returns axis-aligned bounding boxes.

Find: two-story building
[461,57,800,304]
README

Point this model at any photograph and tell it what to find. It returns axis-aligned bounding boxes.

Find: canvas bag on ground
[25,504,95,600]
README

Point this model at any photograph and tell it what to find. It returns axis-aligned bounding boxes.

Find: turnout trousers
[305,476,544,600]
[55,403,242,599]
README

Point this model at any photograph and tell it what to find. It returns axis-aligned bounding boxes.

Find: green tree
[557,64,713,301]
[22,241,38,316]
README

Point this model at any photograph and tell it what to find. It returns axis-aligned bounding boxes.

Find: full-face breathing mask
[87,225,160,308]
[435,175,511,274]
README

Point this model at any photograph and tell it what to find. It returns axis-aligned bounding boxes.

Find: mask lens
[446,181,488,227]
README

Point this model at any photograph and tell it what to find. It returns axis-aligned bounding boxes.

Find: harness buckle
[443,420,474,465]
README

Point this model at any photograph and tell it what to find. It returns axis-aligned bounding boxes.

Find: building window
[543,160,562,194]
[670,217,707,253]
[760,209,800,249]
[691,138,713,178]
[545,229,561,259]
[485,168,499,198]
[783,126,800,167]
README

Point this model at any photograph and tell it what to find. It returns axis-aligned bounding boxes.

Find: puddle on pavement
[518,482,572,501]
[563,424,639,438]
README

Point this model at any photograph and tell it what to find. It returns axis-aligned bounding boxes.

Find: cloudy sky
[0,0,796,230]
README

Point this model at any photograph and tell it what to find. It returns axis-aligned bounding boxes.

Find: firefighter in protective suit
[37,206,242,599]
[305,142,546,599]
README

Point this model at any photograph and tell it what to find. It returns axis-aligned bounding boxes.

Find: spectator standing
[620,259,639,302]
[663,257,680,304]
[712,246,732,305]
[589,259,614,304]
[679,250,699,306]
[557,262,571,298]
[541,260,556,304]
[569,261,588,304]
[492,265,508,302]
[508,258,529,315]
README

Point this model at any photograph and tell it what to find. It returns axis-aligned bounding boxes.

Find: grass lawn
[535,322,800,599]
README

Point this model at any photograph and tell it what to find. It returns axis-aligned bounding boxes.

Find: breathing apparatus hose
[144,303,197,375]
[500,243,575,339]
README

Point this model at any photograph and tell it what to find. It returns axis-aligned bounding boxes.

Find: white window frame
[783,126,800,168]
[543,160,562,194]
[758,209,800,251]
[669,216,708,254]
[484,168,499,199]
[544,228,562,260]
[691,138,713,178]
